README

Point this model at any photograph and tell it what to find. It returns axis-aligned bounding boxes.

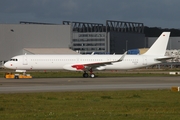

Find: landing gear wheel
[14,76,19,79]
[83,73,89,78]
[90,73,95,78]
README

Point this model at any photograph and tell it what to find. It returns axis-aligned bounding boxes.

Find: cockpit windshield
[10,59,18,61]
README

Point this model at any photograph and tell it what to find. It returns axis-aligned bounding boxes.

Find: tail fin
[143,32,170,56]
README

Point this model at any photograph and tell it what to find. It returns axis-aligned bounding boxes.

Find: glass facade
[71,33,106,54]
[63,20,144,54]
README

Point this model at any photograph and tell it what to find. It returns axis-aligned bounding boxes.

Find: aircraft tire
[83,73,89,78]
[14,76,19,79]
[90,73,95,78]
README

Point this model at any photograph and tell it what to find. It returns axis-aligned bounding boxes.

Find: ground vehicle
[5,72,32,79]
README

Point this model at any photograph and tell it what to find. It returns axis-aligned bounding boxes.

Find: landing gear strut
[89,69,95,78]
[82,69,95,78]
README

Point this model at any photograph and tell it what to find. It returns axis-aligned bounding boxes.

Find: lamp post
[126,40,128,51]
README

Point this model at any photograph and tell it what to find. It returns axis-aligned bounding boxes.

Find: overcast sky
[0,0,180,28]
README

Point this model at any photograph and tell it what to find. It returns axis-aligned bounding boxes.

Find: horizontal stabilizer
[156,56,174,61]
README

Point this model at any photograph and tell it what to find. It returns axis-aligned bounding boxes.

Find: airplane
[4,32,172,78]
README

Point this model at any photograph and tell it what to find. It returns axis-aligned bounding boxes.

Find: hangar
[1,20,180,68]
[0,22,72,61]
[63,20,144,54]
[5,20,180,66]
[0,20,145,64]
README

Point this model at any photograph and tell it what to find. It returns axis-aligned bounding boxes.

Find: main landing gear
[83,70,95,78]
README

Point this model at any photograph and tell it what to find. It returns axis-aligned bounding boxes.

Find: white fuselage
[4,54,161,71]
[4,32,170,78]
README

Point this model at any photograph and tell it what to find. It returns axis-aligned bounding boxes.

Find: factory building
[63,20,145,54]
[147,37,180,50]
[63,21,106,54]
[0,20,145,62]
[0,22,72,61]
[0,20,180,68]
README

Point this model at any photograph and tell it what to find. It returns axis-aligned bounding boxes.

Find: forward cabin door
[23,55,28,65]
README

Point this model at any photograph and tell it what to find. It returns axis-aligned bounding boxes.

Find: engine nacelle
[63,64,84,71]
[71,65,85,70]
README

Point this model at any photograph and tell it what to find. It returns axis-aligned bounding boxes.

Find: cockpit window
[10,59,18,61]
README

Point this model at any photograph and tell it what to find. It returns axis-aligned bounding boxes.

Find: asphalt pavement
[0,77,180,93]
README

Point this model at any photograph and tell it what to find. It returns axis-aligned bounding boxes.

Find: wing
[71,51,127,71]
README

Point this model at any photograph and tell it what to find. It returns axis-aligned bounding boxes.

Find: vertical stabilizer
[143,32,170,56]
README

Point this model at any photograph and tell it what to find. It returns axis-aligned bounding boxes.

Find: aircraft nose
[4,62,11,69]
[4,62,8,68]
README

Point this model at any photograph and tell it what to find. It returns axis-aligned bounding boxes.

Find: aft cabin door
[23,55,28,65]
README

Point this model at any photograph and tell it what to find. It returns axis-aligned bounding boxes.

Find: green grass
[0,70,179,78]
[19,71,180,78]
[0,90,180,120]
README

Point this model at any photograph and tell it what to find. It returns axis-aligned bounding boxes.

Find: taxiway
[0,77,180,93]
